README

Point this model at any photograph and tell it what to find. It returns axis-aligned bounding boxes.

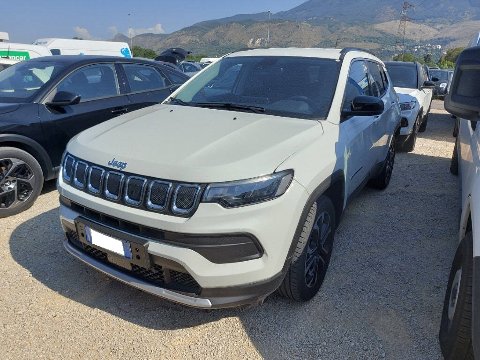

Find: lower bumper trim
[64,239,213,309]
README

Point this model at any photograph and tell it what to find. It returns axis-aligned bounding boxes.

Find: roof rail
[339,47,375,60]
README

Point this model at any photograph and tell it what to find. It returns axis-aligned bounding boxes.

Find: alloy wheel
[0,158,36,209]
[304,210,332,288]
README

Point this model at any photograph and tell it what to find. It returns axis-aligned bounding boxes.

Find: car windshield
[171,56,341,119]
[0,60,67,103]
[429,70,450,82]
[385,64,418,89]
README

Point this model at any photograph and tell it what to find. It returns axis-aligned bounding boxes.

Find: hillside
[116,0,480,60]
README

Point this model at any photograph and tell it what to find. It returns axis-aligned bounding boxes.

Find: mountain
[117,0,480,60]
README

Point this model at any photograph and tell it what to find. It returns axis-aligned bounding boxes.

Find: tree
[442,47,464,63]
[132,46,157,59]
[393,53,416,62]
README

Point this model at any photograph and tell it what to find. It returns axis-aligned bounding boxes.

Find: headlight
[439,82,447,89]
[400,100,417,111]
[202,170,294,208]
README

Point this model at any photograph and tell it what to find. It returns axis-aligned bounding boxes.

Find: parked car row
[4,46,458,351]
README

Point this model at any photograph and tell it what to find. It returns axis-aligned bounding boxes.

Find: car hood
[69,105,323,182]
[0,103,20,116]
[394,87,419,103]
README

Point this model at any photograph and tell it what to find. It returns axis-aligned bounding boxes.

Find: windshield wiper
[168,97,190,106]
[193,102,266,114]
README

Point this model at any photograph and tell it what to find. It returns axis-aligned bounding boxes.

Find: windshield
[172,56,340,119]
[385,64,418,89]
[0,60,67,103]
[429,69,450,82]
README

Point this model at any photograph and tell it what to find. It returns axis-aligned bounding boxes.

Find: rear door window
[122,64,169,93]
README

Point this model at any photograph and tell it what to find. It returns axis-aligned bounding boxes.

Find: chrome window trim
[146,180,173,212]
[104,171,125,201]
[124,176,148,207]
[73,161,89,189]
[172,184,201,215]
[63,154,76,183]
[87,166,105,195]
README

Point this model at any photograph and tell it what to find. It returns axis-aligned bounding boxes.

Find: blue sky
[4,0,305,43]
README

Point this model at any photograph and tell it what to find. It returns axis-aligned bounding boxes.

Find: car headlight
[202,170,294,208]
[400,100,417,111]
[439,82,447,89]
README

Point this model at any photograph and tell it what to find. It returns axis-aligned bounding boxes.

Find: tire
[0,147,44,218]
[369,136,396,190]
[278,196,336,302]
[399,115,421,152]
[419,113,428,132]
[439,232,474,360]
[450,139,459,176]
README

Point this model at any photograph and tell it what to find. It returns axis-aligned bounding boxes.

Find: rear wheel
[439,233,474,360]
[278,196,336,301]
[0,147,44,218]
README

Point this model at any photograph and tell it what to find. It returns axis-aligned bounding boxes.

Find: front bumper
[58,175,309,308]
[398,107,420,136]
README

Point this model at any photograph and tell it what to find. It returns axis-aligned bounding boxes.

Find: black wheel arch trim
[474,256,480,359]
[0,134,55,180]
[282,170,345,273]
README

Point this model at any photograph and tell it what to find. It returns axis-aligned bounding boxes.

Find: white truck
[441,46,480,360]
[0,42,51,62]
[33,38,132,58]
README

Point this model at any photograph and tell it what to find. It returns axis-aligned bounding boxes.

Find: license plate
[85,226,132,259]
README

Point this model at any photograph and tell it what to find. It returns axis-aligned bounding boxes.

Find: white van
[0,42,51,61]
[34,38,132,58]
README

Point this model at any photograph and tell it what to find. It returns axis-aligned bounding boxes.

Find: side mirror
[445,46,480,121]
[343,96,384,117]
[47,91,81,107]
[422,80,436,89]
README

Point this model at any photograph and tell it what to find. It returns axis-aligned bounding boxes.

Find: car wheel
[369,136,396,190]
[450,139,459,176]
[0,147,44,218]
[419,113,428,132]
[439,232,474,360]
[278,196,335,302]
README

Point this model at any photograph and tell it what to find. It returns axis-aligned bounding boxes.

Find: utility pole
[396,1,414,60]
[128,13,133,50]
[267,11,271,46]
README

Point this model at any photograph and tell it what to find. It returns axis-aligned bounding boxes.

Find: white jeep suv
[441,46,480,360]
[57,48,401,308]
[385,61,435,152]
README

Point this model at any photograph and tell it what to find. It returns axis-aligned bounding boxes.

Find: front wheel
[439,233,474,360]
[0,147,44,218]
[278,196,336,302]
[369,136,396,190]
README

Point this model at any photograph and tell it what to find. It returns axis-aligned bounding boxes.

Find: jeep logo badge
[108,158,128,170]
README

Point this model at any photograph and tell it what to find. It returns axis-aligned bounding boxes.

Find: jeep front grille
[62,154,203,217]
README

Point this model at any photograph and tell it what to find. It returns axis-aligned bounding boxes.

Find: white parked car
[57,48,401,308]
[385,61,435,152]
[442,46,480,360]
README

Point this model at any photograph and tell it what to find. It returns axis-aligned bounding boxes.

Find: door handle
[111,107,128,115]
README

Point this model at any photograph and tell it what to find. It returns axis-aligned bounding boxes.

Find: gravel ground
[0,100,459,359]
